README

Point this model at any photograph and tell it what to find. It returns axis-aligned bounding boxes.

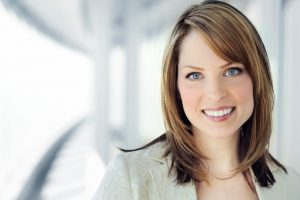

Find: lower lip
[203,109,235,122]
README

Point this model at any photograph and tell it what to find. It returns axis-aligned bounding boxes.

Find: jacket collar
[145,142,285,200]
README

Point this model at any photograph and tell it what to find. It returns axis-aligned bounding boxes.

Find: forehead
[178,29,227,69]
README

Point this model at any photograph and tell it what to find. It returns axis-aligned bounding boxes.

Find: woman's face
[177,29,254,139]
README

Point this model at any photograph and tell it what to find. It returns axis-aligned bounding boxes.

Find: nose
[204,78,227,102]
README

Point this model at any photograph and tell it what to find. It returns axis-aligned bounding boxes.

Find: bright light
[0,3,94,199]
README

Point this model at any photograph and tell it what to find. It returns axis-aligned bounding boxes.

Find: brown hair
[161,0,287,187]
[123,0,286,188]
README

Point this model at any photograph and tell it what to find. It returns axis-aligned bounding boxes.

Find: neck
[194,129,240,178]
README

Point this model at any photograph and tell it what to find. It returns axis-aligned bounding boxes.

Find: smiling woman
[93,1,300,200]
[177,30,254,141]
[177,29,256,199]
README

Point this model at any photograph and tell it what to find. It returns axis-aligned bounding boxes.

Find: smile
[203,107,235,117]
[202,107,235,122]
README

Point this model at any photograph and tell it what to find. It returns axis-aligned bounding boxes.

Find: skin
[177,29,257,200]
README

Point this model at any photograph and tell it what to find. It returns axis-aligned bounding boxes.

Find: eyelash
[185,67,243,80]
[224,67,243,77]
[185,72,202,80]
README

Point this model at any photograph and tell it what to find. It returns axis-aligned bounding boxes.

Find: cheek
[234,79,254,112]
[178,84,200,110]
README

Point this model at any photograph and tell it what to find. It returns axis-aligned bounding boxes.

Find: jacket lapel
[149,162,197,200]
[146,143,197,200]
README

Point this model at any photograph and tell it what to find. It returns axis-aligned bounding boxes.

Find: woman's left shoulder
[286,166,300,181]
[271,165,300,184]
[260,165,300,199]
[283,166,300,191]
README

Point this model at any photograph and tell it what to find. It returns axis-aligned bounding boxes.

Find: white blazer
[93,142,300,200]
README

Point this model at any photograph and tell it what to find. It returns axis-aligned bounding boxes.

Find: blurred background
[0,0,299,199]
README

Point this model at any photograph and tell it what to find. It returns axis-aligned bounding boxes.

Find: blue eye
[186,72,202,80]
[224,68,242,77]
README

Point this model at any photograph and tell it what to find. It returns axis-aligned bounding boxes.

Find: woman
[94,1,300,199]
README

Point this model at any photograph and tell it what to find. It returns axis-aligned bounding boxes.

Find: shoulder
[92,153,133,200]
[107,140,168,170]
[93,141,169,200]
[270,163,300,187]
[258,165,300,200]
[116,141,170,183]
[276,166,300,192]
[122,141,168,166]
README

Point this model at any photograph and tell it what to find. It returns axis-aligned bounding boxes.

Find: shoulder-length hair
[124,0,286,188]
[160,0,286,187]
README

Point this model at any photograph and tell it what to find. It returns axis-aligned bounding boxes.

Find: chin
[194,127,240,139]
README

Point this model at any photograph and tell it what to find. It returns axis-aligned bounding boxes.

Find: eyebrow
[181,62,234,71]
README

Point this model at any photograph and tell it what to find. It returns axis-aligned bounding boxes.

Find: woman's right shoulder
[113,141,168,170]
[93,141,169,200]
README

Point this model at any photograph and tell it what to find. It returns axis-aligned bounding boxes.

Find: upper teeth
[204,108,233,117]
